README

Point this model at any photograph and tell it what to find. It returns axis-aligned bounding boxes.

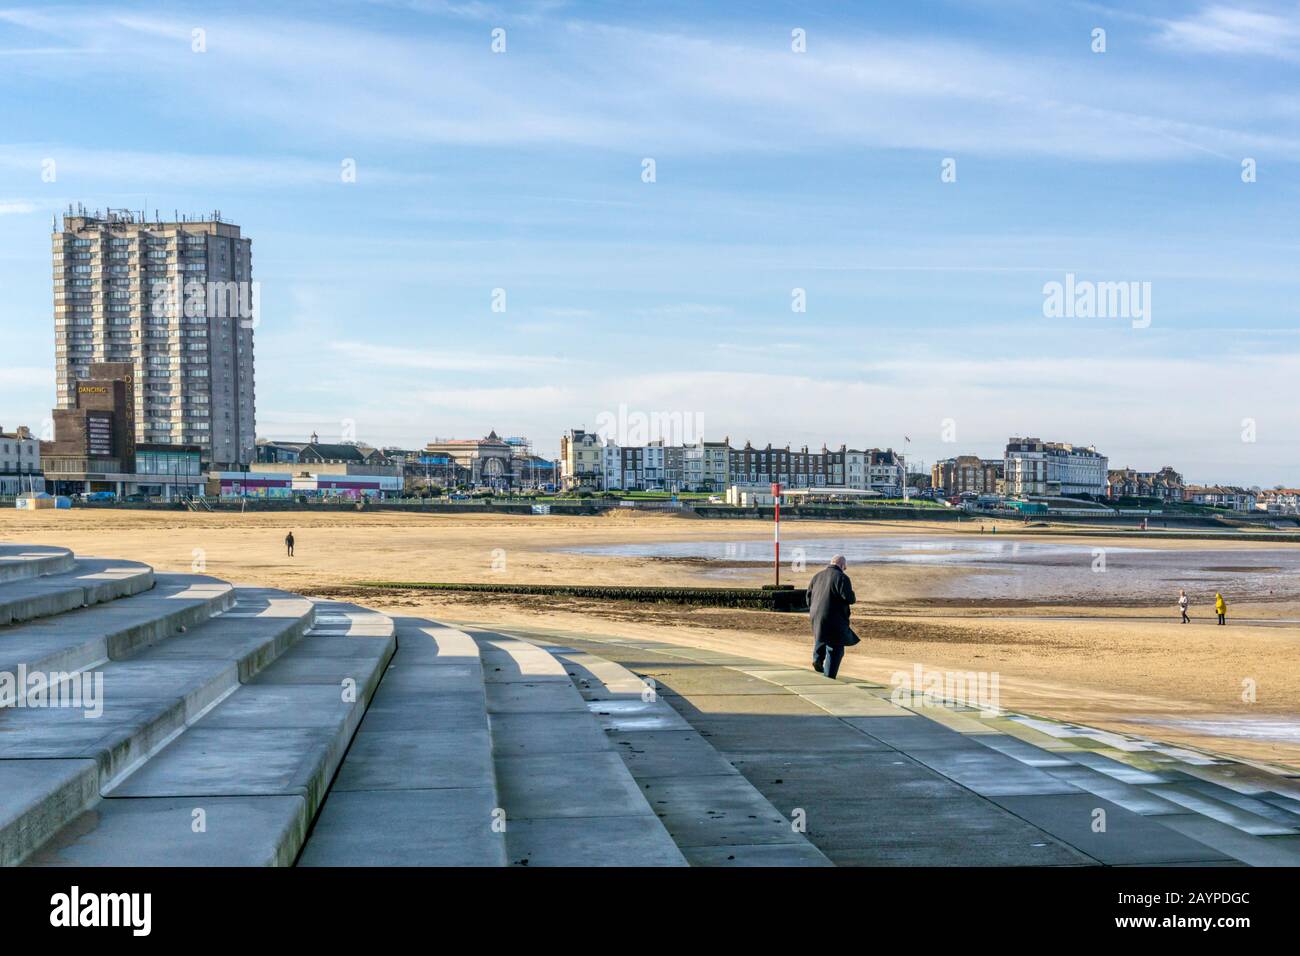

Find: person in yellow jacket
[1215,592,1227,626]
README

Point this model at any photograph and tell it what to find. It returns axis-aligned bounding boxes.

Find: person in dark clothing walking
[285,531,295,558]
[807,555,859,679]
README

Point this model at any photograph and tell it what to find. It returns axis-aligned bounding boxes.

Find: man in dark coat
[807,555,857,679]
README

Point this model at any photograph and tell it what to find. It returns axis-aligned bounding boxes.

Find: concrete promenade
[4,542,1298,866]
[478,625,1300,866]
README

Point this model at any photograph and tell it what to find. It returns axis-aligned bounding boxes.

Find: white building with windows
[0,426,42,495]
[1004,437,1108,497]
[642,442,666,491]
[601,441,622,490]
[865,449,906,496]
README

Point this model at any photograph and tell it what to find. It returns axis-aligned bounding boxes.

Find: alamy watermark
[0,665,103,718]
[594,403,704,446]
[151,277,260,329]
[1042,273,1150,329]
[890,663,1001,717]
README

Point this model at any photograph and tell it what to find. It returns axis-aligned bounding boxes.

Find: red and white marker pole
[772,482,782,587]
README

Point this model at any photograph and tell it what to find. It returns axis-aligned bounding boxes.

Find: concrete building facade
[54,206,256,468]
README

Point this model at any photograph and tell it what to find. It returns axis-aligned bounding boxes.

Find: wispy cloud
[1154,4,1300,61]
[330,341,572,372]
[4,8,1297,159]
[0,145,428,189]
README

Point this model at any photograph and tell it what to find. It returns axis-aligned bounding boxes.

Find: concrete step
[27,602,395,867]
[0,545,74,583]
[2,587,313,866]
[472,629,686,867]
[0,573,235,708]
[298,619,507,866]
[514,631,1248,865]
[1144,783,1300,836]
[525,636,835,866]
[0,558,155,627]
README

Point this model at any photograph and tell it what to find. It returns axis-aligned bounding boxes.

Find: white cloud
[1155,4,1300,61]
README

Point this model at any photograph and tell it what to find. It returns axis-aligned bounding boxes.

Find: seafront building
[559,429,605,490]
[1183,485,1258,511]
[53,206,256,468]
[1003,437,1108,497]
[1105,466,1185,501]
[1256,489,1300,515]
[208,463,402,500]
[0,426,42,496]
[683,439,729,491]
[932,455,1003,496]
[214,434,403,499]
[257,435,392,468]
[558,430,906,495]
[423,431,552,491]
[41,361,204,498]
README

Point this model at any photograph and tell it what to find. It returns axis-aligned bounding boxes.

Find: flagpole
[902,436,911,503]
[771,482,781,587]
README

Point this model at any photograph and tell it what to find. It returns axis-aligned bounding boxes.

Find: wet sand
[4,508,1298,769]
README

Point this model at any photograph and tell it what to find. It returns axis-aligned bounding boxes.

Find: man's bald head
[831,555,847,570]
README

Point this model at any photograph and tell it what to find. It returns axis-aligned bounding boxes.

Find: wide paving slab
[473,630,685,866]
[296,620,505,866]
[521,628,1284,867]
[520,636,833,867]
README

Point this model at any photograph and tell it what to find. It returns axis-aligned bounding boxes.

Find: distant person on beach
[808,555,859,679]
[1215,592,1227,625]
[285,531,295,558]
[1178,590,1189,624]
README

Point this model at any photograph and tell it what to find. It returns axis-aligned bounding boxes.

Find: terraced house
[1105,465,1185,501]
[1183,485,1258,511]
[559,432,903,494]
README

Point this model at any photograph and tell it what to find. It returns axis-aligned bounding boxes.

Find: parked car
[84,491,117,502]
[125,493,149,503]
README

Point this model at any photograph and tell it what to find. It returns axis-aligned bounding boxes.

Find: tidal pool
[560,536,1300,605]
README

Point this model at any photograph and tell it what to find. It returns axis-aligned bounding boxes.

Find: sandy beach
[4,507,1298,770]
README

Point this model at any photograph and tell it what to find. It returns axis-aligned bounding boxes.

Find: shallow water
[561,536,1300,604]
[1132,716,1300,745]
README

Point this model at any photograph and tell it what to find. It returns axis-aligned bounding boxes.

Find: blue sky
[1,0,1298,483]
